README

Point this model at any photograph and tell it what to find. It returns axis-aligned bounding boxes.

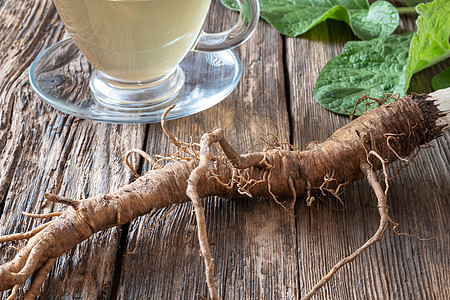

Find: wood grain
[0,0,449,299]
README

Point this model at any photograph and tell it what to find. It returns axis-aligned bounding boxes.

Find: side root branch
[0,221,54,243]
[301,162,389,300]
[186,129,223,300]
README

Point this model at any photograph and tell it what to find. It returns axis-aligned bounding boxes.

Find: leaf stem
[396,7,417,14]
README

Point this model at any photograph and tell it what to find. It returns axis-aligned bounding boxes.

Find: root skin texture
[0,93,445,297]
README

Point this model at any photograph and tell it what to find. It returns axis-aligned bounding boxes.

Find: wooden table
[1,1,449,299]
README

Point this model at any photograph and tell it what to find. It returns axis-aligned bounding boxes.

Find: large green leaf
[313,33,413,115]
[221,0,399,40]
[404,0,450,90]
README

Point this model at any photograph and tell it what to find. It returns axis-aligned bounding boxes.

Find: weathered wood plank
[1,1,449,300]
[115,2,299,299]
[286,14,450,300]
[0,0,147,299]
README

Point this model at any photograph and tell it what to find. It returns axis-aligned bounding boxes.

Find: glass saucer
[29,38,242,124]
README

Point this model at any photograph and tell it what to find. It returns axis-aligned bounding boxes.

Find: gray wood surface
[0,1,449,299]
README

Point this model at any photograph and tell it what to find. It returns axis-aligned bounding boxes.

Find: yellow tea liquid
[53,0,211,81]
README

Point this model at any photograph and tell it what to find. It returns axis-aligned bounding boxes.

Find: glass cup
[49,0,260,117]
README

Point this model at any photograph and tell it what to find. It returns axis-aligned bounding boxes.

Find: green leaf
[432,67,450,90]
[313,33,413,116]
[404,0,450,90]
[221,0,399,40]
[350,1,400,40]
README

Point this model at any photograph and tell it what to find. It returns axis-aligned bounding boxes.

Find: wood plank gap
[110,222,131,300]
[291,203,302,299]
[280,33,303,293]
[110,123,150,299]
[282,35,295,147]
[0,181,11,217]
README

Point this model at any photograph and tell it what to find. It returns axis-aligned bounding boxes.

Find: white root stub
[431,87,450,130]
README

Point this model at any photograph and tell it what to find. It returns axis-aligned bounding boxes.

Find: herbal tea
[53,0,211,81]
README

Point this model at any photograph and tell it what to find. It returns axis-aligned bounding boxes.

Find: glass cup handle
[195,0,260,52]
